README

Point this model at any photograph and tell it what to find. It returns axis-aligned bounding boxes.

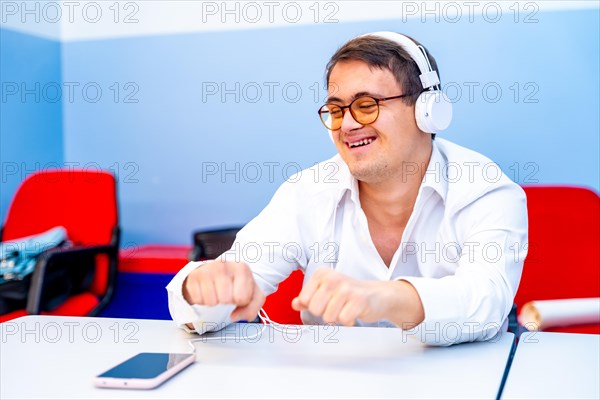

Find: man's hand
[183,261,265,322]
[291,268,424,328]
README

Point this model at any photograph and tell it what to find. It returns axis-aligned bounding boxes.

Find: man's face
[327,59,430,184]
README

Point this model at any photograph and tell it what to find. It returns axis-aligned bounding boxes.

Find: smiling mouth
[347,137,376,149]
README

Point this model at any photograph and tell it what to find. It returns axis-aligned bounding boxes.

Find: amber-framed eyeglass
[317,94,413,130]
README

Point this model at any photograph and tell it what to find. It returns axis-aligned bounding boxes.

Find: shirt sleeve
[219,179,306,296]
[399,184,528,346]
[166,179,306,335]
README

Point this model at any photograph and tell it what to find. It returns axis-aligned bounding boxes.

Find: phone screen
[98,353,192,379]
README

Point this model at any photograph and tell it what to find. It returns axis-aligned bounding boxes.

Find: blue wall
[2,8,599,246]
[0,28,64,221]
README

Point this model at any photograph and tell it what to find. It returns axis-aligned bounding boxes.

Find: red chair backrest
[514,186,600,311]
[2,169,118,297]
[2,169,118,246]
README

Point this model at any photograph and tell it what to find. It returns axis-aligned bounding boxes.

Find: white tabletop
[1,316,514,399]
[502,331,600,399]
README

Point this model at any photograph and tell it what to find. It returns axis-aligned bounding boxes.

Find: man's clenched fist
[183,261,265,322]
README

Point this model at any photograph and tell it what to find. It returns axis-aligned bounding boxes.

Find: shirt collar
[421,139,448,204]
[336,159,360,206]
[335,139,449,207]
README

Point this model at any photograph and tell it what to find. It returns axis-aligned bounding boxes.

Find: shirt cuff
[396,276,463,345]
[399,276,461,326]
[165,260,234,334]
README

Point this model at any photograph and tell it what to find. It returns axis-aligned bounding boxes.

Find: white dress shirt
[166,138,528,345]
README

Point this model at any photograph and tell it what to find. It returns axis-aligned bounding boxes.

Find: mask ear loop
[259,307,313,339]
[257,307,291,333]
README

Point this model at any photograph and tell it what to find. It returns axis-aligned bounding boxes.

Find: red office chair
[191,227,303,324]
[514,186,600,334]
[0,169,119,322]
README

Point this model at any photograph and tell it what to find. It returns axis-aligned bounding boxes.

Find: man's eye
[358,103,377,111]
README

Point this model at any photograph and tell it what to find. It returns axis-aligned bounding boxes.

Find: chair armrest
[26,244,117,315]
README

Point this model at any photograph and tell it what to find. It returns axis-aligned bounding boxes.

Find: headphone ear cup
[415,91,453,133]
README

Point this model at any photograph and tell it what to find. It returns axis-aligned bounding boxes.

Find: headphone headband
[363,31,441,90]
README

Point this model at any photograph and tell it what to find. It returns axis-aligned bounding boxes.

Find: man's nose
[340,108,363,132]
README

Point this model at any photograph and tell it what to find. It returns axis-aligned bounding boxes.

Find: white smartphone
[94,352,195,389]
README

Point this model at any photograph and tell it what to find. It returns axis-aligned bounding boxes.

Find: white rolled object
[519,298,600,331]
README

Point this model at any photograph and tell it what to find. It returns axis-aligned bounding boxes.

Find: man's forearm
[380,280,425,329]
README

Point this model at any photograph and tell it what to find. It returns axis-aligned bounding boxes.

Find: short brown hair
[325,34,439,106]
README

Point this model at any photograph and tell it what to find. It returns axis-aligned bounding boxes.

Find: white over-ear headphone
[364,32,453,133]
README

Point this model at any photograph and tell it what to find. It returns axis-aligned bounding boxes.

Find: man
[167,32,528,345]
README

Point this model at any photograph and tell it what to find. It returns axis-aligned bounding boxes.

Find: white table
[1,316,514,399]
[502,331,600,399]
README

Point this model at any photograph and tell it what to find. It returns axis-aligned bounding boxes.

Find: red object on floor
[515,186,600,334]
[119,245,191,274]
[0,294,99,323]
[0,310,27,323]
[545,324,600,335]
